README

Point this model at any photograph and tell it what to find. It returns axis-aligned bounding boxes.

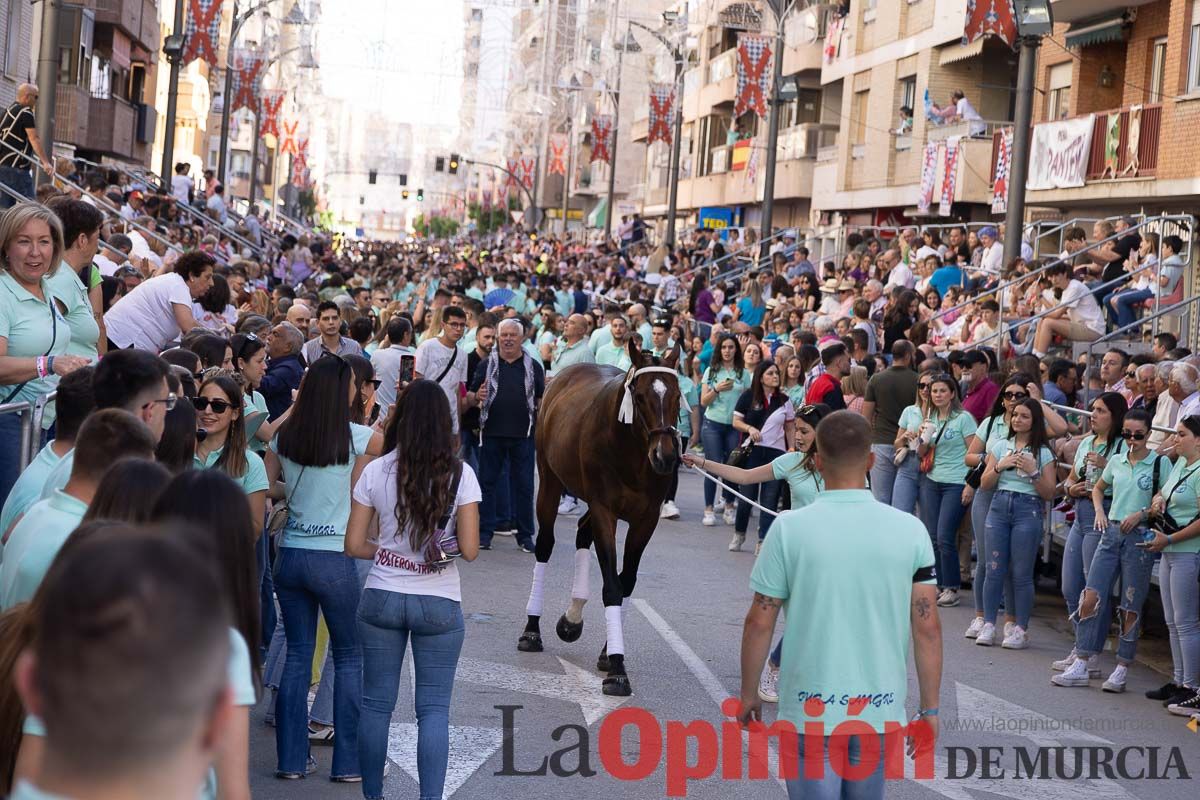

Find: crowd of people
[0,182,1198,800]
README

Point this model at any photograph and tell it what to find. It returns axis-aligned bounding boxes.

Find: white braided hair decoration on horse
[617,366,690,425]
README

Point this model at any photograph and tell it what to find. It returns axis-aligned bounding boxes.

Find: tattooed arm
[739,592,784,726]
[909,580,942,755]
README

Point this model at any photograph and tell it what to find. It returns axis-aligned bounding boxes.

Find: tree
[468,202,510,235]
[412,214,459,238]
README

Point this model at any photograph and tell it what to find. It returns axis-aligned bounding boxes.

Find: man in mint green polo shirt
[741,411,942,798]
[1,409,156,610]
[595,316,634,370]
[550,314,596,377]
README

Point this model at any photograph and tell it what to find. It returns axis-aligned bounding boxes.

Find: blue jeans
[1109,288,1153,330]
[258,529,277,658]
[868,444,896,505]
[274,547,364,778]
[785,733,893,800]
[970,488,1013,615]
[919,477,967,589]
[0,166,33,208]
[701,418,738,507]
[982,491,1044,628]
[479,436,535,546]
[1074,524,1156,664]
[358,590,464,800]
[1160,551,1200,689]
[0,411,24,508]
[736,446,784,540]
[891,450,920,515]
[1062,498,1110,654]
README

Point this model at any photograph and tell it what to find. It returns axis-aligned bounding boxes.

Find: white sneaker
[702,511,716,527]
[713,498,726,513]
[723,507,736,526]
[1001,625,1029,650]
[660,501,680,520]
[1102,664,1128,693]
[1050,649,1077,671]
[557,497,580,515]
[1051,657,1091,687]
[937,588,960,607]
[964,617,986,639]
[1082,654,1102,678]
[758,664,780,703]
[728,533,745,552]
[754,540,763,556]
[975,623,996,646]
[1004,621,1015,640]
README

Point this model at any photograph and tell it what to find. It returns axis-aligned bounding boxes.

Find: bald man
[0,84,53,208]
[549,313,595,378]
[286,301,314,338]
[628,303,652,349]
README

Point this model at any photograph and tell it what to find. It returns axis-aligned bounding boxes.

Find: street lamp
[1003,0,1054,265]
[758,0,791,247]
[159,20,187,188]
[558,75,582,237]
[629,17,686,247]
[603,26,641,243]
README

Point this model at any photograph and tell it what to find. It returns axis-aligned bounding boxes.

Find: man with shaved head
[0,84,54,207]
[550,313,596,378]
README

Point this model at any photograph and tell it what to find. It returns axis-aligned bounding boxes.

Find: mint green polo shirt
[8,782,70,800]
[0,271,69,423]
[0,490,88,610]
[677,373,698,439]
[193,446,269,496]
[750,490,936,733]
[550,338,595,375]
[1100,451,1172,524]
[898,404,923,434]
[244,390,269,452]
[1073,434,1124,497]
[0,442,62,541]
[595,341,633,371]
[275,423,374,551]
[771,451,823,509]
[975,414,1010,448]
[987,439,1054,496]
[44,261,99,361]
[589,325,613,354]
[702,366,750,425]
[1163,457,1200,553]
[925,411,977,485]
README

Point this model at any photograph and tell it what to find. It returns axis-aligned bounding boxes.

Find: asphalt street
[248,469,1200,799]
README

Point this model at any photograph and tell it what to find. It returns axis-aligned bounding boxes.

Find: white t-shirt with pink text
[352,453,481,601]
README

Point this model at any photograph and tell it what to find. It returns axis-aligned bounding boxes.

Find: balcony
[141,0,159,47]
[84,94,137,158]
[54,85,90,149]
[1051,0,1156,24]
[94,0,153,44]
[699,48,736,115]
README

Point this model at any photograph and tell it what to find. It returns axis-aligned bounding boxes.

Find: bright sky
[316,0,464,128]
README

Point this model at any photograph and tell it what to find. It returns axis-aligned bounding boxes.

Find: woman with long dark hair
[346,378,480,800]
[195,374,268,525]
[699,333,748,527]
[82,458,171,523]
[883,289,920,351]
[976,398,1057,649]
[345,353,379,427]
[265,355,384,781]
[230,331,277,451]
[1051,392,1127,672]
[729,361,794,553]
[155,392,198,474]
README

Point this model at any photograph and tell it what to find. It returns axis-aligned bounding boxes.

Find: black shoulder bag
[964,415,997,489]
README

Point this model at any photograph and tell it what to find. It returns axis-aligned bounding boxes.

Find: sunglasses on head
[1120,430,1147,441]
[1003,391,1028,401]
[194,397,233,414]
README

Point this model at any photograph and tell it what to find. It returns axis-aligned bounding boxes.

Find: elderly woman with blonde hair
[841,364,870,415]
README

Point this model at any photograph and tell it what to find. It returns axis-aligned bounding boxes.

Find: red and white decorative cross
[258,91,285,139]
[183,0,222,67]
[647,83,675,146]
[548,134,567,175]
[590,115,613,163]
[735,34,772,120]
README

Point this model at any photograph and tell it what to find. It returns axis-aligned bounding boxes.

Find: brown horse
[518,342,682,696]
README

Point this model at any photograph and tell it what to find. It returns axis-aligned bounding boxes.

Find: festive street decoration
[963,0,1017,47]
[735,34,772,119]
[991,126,1013,214]
[918,142,939,214]
[258,91,285,139]
[519,155,536,189]
[548,134,567,175]
[939,137,961,217]
[230,49,265,113]
[280,119,300,156]
[590,115,613,163]
[647,83,675,146]
[183,0,222,67]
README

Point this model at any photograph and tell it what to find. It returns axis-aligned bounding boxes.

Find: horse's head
[623,342,682,476]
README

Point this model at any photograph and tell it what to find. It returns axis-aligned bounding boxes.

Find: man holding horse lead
[469,317,545,553]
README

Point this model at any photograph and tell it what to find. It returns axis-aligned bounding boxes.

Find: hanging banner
[744,133,761,186]
[824,13,846,64]
[1101,112,1120,178]
[590,115,613,163]
[258,91,285,139]
[279,118,300,156]
[963,0,1017,47]
[505,157,520,188]
[939,137,961,217]
[734,34,772,119]
[519,155,536,189]
[918,142,939,214]
[1124,105,1142,177]
[991,127,1013,215]
[548,134,567,175]
[230,49,265,114]
[647,83,675,146]
[183,0,223,67]
[1028,114,1095,190]
[291,140,309,187]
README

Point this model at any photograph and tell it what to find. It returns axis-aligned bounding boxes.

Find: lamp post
[559,76,582,237]
[759,0,788,246]
[604,27,640,243]
[630,15,686,247]
[1003,0,1054,265]
[159,10,187,189]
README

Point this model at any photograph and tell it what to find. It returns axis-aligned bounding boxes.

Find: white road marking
[953,681,1112,748]
[388,722,504,799]
[455,655,634,726]
[632,598,786,791]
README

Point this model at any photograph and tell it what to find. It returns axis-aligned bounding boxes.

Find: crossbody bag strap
[434,344,459,384]
[2,297,58,405]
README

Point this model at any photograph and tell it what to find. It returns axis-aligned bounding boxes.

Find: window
[1047,63,1071,121]
[4,0,21,77]
[899,76,916,113]
[470,7,483,21]
[852,90,869,144]
[1190,1,1200,92]
[1149,37,1167,103]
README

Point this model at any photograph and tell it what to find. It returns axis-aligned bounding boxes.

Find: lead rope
[684,462,779,517]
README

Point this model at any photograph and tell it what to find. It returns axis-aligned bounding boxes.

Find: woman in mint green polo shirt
[1145,415,1200,709]
[699,334,748,526]
[915,373,977,607]
[231,331,278,453]
[264,355,383,780]
[0,204,89,505]
[977,398,1057,650]
[193,374,268,525]
[44,196,104,363]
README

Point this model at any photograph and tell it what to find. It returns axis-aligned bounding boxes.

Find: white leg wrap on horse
[526,561,547,617]
[605,605,626,656]
[571,548,590,600]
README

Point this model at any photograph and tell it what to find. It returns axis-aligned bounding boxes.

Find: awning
[587,196,608,229]
[1065,15,1128,49]
[939,38,985,66]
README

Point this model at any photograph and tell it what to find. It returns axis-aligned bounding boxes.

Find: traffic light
[417,188,424,202]
[368,170,377,184]
[449,154,459,174]
[435,157,445,172]
[399,173,408,186]
[401,189,409,200]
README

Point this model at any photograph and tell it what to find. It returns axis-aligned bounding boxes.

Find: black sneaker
[1167,690,1200,717]
[1146,682,1182,701]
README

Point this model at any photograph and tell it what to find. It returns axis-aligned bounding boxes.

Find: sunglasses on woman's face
[1120,430,1148,441]
[918,383,932,391]
[194,397,233,414]
[1003,391,1028,401]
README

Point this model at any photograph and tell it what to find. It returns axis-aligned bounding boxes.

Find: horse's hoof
[517,631,543,652]
[602,675,632,696]
[556,614,584,643]
[596,652,610,672]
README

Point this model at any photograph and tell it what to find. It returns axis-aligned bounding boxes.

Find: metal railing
[0,390,56,473]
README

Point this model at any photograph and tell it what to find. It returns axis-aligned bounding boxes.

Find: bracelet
[46,356,55,376]
[917,708,939,717]
[35,356,46,379]
[701,456,707,468]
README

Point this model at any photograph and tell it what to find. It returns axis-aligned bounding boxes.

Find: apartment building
[1000,0,1199,217]
[0,0,34,109]
[54,0,161,166]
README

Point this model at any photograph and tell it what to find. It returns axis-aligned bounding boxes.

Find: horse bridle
[617,366,684,450]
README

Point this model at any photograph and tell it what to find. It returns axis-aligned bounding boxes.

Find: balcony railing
[777,123,838,160]
[928,118,1010,143]
[707,48,736,85]
[709,144,731,175]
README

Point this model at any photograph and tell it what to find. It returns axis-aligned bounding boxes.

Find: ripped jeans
[1073,523,1157,665]
[1061,497,1111,654]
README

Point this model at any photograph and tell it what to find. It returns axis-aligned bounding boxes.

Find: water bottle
[1084,459,1097,491]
